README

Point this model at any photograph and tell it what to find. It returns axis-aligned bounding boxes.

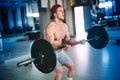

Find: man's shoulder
[63,22,67,26]
[47,21,55,27]
[46,21,55,30]
[62,22,68,28]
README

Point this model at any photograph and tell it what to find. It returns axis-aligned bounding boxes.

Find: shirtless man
[44,4,85,80]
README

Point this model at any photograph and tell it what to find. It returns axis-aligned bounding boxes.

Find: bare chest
[54,26,66,40]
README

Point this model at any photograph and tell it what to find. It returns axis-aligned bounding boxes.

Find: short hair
[50,14,54,20]
[50,4,61,14]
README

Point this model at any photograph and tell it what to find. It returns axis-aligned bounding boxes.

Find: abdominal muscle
[53,26,66,50]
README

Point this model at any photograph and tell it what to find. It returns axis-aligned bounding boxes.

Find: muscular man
[44,4,85,80]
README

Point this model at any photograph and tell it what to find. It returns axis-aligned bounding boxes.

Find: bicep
[64,31,70,41]
[44,26,54,43]
[64,25,70,41]
[63,25,77,45]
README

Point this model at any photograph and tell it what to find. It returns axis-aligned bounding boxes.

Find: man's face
[54,7,64,20]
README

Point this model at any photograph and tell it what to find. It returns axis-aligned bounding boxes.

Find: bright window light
[26,3,39,17]
[26,13,33,17]
[26,13,39,17]
[74,6,86,41]
[32,13,39,17]
[99,1,112,8]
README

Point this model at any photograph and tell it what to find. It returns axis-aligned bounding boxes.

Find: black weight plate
[31,39,56,73]
[87,26,109,49]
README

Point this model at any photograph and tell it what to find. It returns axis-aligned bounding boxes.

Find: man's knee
[70,63,74,71]
[66,62,75,71]
[55,67,63,75]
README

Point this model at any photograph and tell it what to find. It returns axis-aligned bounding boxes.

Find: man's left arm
[63,25,79,46]
[64,25,85,46]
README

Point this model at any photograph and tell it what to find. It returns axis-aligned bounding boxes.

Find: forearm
[64,38,79,46]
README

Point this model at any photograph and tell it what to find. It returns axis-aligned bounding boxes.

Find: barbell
[17,26,109,73]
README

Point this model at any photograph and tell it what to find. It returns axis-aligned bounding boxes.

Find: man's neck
[53,18,63,24]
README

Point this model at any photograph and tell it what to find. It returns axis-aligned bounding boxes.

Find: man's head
[50,4,64,20]
[50,4,61,14]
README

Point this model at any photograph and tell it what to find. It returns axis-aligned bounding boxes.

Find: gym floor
[0,28,120,80]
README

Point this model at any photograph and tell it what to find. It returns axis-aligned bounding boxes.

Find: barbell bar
[57,35,99,52]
